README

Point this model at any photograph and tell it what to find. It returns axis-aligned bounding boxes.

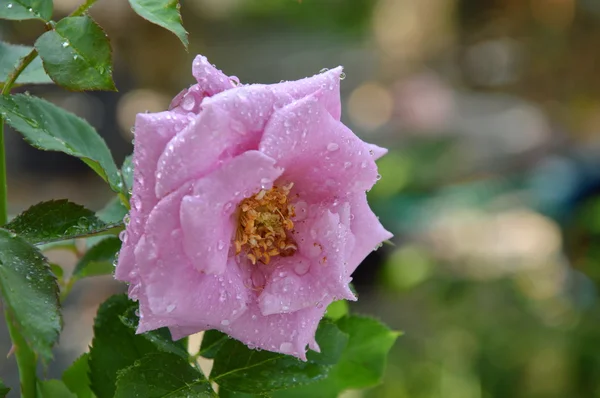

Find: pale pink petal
[224,299,333,361]
[260,93,379,201]
[346,192,393,273]
[116,112,194,283]
[180,151,283,275]
[366,143,388,161]
[169,55,237,113]
[155,68,344,199]
[258,208,355,316]
[135,182,251,331]
[271,67,343,120]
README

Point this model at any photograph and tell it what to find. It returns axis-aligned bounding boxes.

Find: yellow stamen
[235,184,297,265]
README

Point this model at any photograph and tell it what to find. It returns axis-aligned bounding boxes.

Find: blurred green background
[4,0,600,397]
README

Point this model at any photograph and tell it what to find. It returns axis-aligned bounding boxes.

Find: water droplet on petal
[340,71,346,80]
[327,142,339,152]
[181,92,196,111]
[218,240,225,250]
[319,68,329,73]
[294,259,310,275]
[166,304,176,313]
[280,342,293,353]
[221,319,230,326]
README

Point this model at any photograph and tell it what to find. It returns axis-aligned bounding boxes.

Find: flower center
[234,184,297,265]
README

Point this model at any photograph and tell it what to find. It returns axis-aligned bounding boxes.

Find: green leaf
[4,200,119,245]
[62,353,94,398]
[0,94,122,192]
[115,352,213,398]
[35,16,116,91]
[0,229,61,361]
[0,379,10,397]
[128,0,188,48]
[97,196,128,224]
[72,237,120,279]
[324,300,348,321]
[218,390,265,398]
[121,154,133,191]
[0,42,52,87]
[37,379,77,398]
[89,295,188,398]
[0,0,52,21]
[210,321,347,394]
[272,316,400,398]
[199,330,228,359]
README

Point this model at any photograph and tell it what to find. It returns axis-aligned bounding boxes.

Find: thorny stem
[0,0,101,396]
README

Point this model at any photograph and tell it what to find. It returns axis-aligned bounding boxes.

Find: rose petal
[180,151,283,275]
[115,111,194,283]
[346,192,393,273]
[224,300,332,361]
[259,93,379,201]
[155,67,344,199]
[136,183,251,330]
[258,207,355,316]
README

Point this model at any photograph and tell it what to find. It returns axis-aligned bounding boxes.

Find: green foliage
[37,379,77,398]
[0,42,52,87]
[97,196,128,224]
[62,353,94,398]
[36,16,116,91]
[199,329,228,359]
[0,94,123,192]
[0,379,9,397]
[89,295,187,398]
[121,154,133,191]
[272,316,400,398]
[0,229,61,361]
[210,321,348,394]
[0,0,53,22]
[5,200,116,245]
[115,352,213,398]
[72,237,120,279]
[127,0,188,48]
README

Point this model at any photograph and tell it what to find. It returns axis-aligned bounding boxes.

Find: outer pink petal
[169,55,237,113]
[155,67,344,199]
[180,151,283,275]
[224,298,333,360]
[271,66,343,120]
[259,94,379,201]
[135,182,251,332]
[346,192,393,273]
[116,111,194,283]
[258,207,355,316]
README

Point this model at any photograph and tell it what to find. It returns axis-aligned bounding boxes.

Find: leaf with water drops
[0,42,52,87]
[0,94,122,192]
[121,154,133,191]
[128,0,188,48]
[0,379,10,397]
[89,295,188,398]
[0,229,61,362]
[0,0,52,21]
[72,237,120,279]
[37,380,77,398]
[114,352,213,398]
[35,16,116,91]
[62,353,94,398]
[210,320,348,394]
[271,316,400,398]
[4,200,118,245]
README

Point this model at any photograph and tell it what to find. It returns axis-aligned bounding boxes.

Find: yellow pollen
[235,183,297,265]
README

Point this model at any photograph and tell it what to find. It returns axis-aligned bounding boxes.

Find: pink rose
[116,55,392,359]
